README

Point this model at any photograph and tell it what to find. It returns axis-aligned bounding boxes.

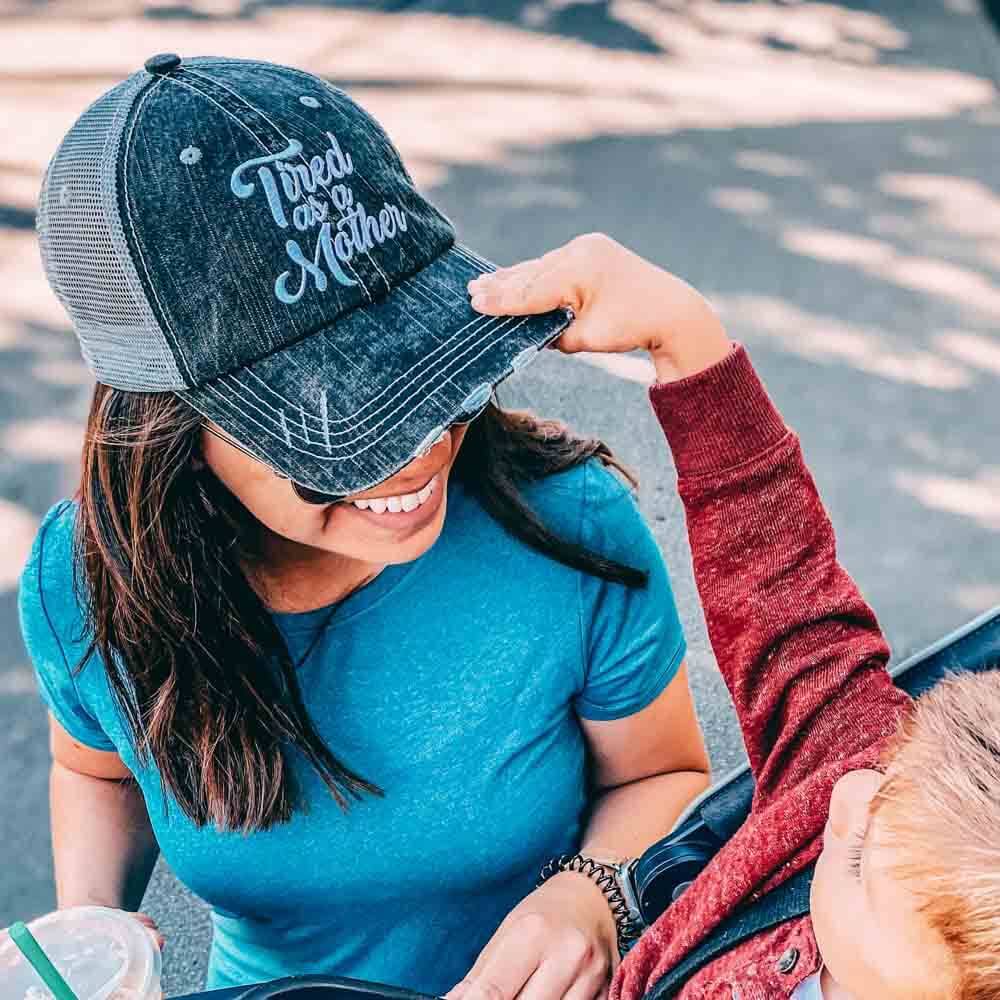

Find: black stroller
[177,607,1000,1000]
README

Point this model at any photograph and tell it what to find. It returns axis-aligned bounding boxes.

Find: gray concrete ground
[1,1,999,995]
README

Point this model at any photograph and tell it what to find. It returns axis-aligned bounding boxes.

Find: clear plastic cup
[0,907,162,1000]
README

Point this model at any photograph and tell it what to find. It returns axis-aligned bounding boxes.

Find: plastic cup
[0,907,162,1000]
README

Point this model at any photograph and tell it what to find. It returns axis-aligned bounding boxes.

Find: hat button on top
[776,947,800,974]
[144,52,182,75]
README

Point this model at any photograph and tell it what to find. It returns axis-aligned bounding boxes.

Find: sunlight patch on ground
[0,665,39,697]
[713,293,972,389]
[821,185,859,209]
[895,469,1000,532]
[903,134,950,158]
[734,151,812,177]
[620,0,908,55]
[935,330,1000,376]
[0,499,38,593]
[783,226,1000,318]
[2,419,84,462]
[955,585,1000,614]
[879,173,1000,240]
[30,360,93,387]
[570,351,657,384]
[709,187,772,215]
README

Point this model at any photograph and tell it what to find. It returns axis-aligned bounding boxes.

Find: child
[458,233,1000,1000]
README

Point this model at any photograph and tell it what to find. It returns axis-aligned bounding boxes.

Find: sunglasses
[201,400,490,506]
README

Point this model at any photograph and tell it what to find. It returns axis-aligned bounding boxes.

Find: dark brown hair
[76,385,647,832]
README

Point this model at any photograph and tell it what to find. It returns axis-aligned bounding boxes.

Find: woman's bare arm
[579,662,710,858]
[49,714,160,912]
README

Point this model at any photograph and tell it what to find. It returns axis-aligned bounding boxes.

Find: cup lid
[0,907,161,1000]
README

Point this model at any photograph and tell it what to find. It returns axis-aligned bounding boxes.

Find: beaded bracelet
[537,853,643,957]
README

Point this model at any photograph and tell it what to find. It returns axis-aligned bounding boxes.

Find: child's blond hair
[873,671,1000,1000]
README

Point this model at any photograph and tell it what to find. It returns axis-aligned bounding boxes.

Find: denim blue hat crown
[37,54,571,495]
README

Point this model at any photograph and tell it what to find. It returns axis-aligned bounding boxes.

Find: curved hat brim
[179,242,572,497]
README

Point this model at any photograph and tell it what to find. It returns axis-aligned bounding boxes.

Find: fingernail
[470,293,487,309]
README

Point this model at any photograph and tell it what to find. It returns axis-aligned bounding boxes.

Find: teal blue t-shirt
[19,460,686,995]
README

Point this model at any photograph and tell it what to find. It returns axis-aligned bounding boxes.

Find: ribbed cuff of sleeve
[648,344,789,478]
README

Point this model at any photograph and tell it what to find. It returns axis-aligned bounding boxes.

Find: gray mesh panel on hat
[36,72,186,392]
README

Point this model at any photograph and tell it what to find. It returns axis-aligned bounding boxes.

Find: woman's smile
[321,428,458,540]
[340,471,443,531]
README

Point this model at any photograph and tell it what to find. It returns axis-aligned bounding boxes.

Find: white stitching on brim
[208,313,529,455]
[231,246,504,429]
[231,312,512,436]
[192,314,532,463]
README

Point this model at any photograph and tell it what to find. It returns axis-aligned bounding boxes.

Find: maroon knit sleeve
[608,348,915,1000]
[648,345,910,806]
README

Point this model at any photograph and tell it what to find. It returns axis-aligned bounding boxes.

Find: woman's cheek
[235,486,321,544]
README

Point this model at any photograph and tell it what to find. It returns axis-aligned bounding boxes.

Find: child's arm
[467,233,910,809]
[649,345,910,806]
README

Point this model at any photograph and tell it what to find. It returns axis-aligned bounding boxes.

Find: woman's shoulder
[522,457,634,507]
[19,499,82,632]
[520,457,641,543]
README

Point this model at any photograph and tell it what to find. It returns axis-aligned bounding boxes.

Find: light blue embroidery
[230,139,304,228]
[415,424,445,457]
[58,184,72,208]
[459,383,492,414]
[230,132,410,305]
[179,145,202,165]
[320,391,331,453]
[299,95,321,108]
[510,345,538,371]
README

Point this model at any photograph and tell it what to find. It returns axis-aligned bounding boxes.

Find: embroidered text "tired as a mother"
[230,132,408,304]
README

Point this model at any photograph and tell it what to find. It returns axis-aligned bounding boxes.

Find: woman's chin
[321,479,449,562]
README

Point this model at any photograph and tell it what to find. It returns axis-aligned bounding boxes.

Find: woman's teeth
[351,475,437,514]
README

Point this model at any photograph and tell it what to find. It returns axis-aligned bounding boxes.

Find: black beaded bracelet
[537,853,642,957]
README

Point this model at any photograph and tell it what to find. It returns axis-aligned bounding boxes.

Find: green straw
[9,921,80,1000]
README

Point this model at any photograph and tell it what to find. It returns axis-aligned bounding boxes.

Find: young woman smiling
[22,56,709,998]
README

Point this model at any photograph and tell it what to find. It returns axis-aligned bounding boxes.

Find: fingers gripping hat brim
[179,243,572,497]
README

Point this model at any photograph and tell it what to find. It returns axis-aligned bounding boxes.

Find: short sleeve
[574,463,687,721]
[18,502,116,751]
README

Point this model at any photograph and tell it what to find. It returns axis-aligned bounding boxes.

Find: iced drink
[0,907,162,1000]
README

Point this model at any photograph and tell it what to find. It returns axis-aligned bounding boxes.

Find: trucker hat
[36,53,572,497]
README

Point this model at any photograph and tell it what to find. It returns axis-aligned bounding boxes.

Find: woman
[21,55,709,997]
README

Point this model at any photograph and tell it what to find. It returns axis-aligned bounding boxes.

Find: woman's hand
[467,233,732,383]
[445,872,618,1000]
[131,911,164,951]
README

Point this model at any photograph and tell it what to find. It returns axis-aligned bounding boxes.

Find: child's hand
[467,233,731,383]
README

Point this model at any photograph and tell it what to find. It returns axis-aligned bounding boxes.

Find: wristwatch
[537,852,646,957]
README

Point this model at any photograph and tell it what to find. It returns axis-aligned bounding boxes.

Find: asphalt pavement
[1,1,999,995]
